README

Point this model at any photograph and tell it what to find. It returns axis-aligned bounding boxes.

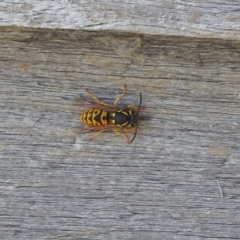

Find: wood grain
[1,0,240,40]
[0,26,240,239]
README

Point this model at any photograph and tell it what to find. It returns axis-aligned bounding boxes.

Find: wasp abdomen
[81,108,108,126]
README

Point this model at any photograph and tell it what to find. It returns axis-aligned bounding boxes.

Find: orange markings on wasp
[74,85,146,143]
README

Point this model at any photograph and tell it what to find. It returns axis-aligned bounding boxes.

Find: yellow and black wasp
[74,85,146,143]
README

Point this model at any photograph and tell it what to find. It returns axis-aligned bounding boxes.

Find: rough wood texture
[1,0,240,40]
[0,26,240,239]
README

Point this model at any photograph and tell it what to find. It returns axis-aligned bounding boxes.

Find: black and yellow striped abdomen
[81,108,108,126]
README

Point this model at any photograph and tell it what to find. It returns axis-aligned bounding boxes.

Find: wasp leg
[126,105,146,111]
[89,129,109,141]
[114,84,127,106]
[123,127,135,132]
[123,126,141,132]
[86,89,110,107]
[114,128,130,143]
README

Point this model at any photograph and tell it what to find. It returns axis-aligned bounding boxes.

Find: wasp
[74,85,146,143]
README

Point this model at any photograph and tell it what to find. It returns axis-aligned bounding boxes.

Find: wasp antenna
[129,92,142,143]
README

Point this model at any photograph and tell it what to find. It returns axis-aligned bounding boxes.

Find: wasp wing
[74,124,117,134]
[73,95,119,112]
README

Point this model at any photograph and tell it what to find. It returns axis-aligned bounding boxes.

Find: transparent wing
[73,95,119,112]
[74,124,117,134]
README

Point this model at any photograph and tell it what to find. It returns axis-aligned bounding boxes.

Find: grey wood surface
[1,0,240,40]
[1,26,240,239]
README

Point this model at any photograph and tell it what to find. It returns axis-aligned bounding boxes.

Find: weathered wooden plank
[0,26,240,239]
[1,1,240,40]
